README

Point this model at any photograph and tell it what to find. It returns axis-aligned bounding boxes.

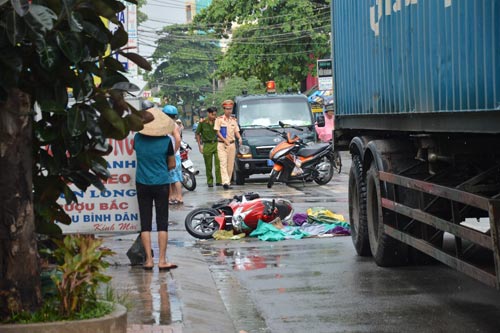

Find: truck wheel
[349,155,371,256]
[366,161,408,267]
[234,169,245,185]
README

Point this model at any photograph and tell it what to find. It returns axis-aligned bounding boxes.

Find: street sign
[317,59,333,90]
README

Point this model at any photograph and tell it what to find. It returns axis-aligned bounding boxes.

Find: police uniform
[214,101,241,188]
[195,118,221,186]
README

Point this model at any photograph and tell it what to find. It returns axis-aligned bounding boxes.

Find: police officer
[195,107,222,187]
[214,99,242,190]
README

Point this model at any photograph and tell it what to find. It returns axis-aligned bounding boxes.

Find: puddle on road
[203,247,287,272]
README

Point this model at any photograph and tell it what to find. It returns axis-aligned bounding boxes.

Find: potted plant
[1,234,127,332]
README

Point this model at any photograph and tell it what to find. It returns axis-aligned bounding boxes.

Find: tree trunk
[0,88,41,320]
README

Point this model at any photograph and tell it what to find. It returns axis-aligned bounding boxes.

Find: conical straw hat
[139,107,176,137]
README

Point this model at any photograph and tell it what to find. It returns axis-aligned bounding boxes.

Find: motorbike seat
[297,143,330,157]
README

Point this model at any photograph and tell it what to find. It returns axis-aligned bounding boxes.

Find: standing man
[214,99,242,190]
[195,106,222,187]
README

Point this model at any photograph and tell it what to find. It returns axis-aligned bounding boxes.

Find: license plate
[182,160,193,168]
[267,159,274,167]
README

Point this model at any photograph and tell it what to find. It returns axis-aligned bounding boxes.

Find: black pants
[136,183,170,232]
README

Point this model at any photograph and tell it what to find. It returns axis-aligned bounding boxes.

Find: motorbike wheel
[267,169,280,188]
[182,169,196,191]
[184,208,220,239]
[333,150,342,174]
[313,156,334,185]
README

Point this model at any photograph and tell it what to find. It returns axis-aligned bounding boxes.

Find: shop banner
[56,134,140,234]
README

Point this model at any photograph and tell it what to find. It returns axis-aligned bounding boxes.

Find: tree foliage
[193,0,331,88]
[145,23,221,111]
[204,76,264,110]
[0,0,150,319]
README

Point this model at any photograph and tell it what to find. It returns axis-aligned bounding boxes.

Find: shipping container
[332,0,500,288]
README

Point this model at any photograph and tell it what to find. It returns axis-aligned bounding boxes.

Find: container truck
[332,1,500,288]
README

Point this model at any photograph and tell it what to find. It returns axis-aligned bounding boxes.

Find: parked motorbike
[180,140,198,191]
[184,192,294,239]
[267,121,336,188]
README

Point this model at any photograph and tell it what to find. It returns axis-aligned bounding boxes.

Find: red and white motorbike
[184,192,293,239]
[180,140,198,191]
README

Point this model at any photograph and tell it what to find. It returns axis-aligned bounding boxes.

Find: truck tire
[349,155,371,256]
[366,161,408,267]
[234,169,245,185]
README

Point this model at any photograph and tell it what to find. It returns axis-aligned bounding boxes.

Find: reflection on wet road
[104,236,182,326]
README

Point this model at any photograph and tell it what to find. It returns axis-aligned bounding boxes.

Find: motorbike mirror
[316,115,325,127]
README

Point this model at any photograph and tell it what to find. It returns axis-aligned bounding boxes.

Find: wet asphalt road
[104,130,500,333]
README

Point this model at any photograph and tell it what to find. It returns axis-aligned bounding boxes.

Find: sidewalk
[127,323,183,333]
[101,228,235,333]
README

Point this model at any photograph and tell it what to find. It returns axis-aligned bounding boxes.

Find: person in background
[134,100,178,271]
[195,106,222,187]
[163,105,184,205]
[315,104,335,143]
[176,119,184,137]
[214,99,242,190]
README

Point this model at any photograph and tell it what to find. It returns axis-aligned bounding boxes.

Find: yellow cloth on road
[213,230,246,240]
[306,207,347,224]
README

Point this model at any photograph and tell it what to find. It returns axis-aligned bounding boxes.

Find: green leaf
[81,21,109,44]
[56,31,83,64]
[36,38,60,71]
[125,113,144,132]
[103,56,126,72]
[67,105,87,136]
[100,70,129,89]
[91,160,110,179]
[67,137,83,156]
[36,220,63,235]
[38,100,66,114]
[110,25,128,50]
[118,51,152,71]
[62,183,77,205]
[11,0,30,17]
[25,4,57,33]
[68,11,84,32]
[4,8,26,45]
[91,0,125,23]
[99,107,127,137]
[77,170,106,192]
[0,48,22,72]
[111,82,139,92]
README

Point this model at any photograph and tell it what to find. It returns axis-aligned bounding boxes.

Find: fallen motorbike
[180,140,198,191]
[267,121,336,188]
[184,192,294,239]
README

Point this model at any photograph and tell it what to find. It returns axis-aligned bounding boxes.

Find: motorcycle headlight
[238,145,252,158]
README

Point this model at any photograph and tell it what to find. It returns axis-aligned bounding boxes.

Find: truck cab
[233,82,317,185]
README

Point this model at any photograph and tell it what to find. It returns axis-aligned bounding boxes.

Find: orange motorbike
[267,121,336,188]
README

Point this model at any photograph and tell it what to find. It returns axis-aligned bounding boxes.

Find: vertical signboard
[109,3,138,76]
[56,135,141,233]
[317,59,333,91]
